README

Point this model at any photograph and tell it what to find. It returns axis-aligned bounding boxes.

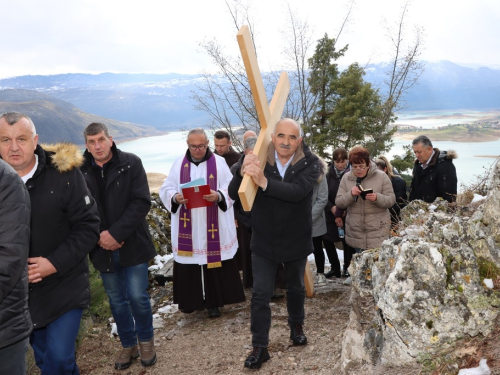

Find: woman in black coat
[375,156,407,227]
[323,148,354,278]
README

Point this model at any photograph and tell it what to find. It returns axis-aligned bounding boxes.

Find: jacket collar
[185,147,214,166]
[267,141,307,167]
[83,142,120,169]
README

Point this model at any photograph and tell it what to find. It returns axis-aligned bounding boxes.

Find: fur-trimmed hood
[41,143,84,173]
[317,156,328,183]
[413,148,457,168]
[439,149,457,160]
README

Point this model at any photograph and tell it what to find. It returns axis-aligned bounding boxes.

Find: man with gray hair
[80,122,158,369]
[409,135,457,203]
[160,128,245,319]
[0,112,100,374]
[229,118,320,369]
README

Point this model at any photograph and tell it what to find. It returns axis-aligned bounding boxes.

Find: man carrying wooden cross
[228,118,320,369]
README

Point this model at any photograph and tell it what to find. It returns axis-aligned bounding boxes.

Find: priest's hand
[27,257,57,283]
[203,189,219,203]
[99,230,124,251]
[175,193,187,205]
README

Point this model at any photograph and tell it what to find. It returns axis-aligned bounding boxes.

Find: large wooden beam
[235,25,313,298]
[236,25,290,211]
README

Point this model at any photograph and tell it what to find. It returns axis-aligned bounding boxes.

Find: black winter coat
[323,164,349,242]
[0,159,32,349]
[409,149,457,203]
[26,144,100,329]
[228,143,319,263]
[81,143,156,272]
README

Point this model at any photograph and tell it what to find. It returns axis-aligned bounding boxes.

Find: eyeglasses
[188,144,207,150]
[352,166,367,170]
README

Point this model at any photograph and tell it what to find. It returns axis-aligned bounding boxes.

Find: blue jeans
[30,308,83,375]
[0,337,28,375]
[100,251,154,348]
[251,253,307,347]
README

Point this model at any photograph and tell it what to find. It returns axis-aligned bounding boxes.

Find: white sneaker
[315,273,327,286]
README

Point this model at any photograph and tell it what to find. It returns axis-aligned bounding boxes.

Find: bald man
[229,118,320,369]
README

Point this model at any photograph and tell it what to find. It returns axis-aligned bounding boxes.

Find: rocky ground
[64,271,350,375]
[25,265,500,375]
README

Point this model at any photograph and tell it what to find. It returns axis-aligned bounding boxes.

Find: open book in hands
[180,178,212,209]
[356,184,373,200]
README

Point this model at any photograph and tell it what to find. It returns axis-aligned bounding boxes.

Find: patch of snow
[471,194,487,204]
[483,279,494,289]
[150,254,174,272]
[458,359,491,375]
[110,322,118,337]
[158,304,179,315]
[428,204,437,211]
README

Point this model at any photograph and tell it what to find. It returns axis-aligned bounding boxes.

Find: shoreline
[393,132,500,143]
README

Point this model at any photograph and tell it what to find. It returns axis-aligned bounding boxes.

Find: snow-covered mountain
[1,61,499,129]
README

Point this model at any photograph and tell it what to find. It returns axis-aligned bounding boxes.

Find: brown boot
[115,346,139,370]
[139,338,157,367]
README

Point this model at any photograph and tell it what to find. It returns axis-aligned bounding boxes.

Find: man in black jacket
[0,112,100,375]
[81,123,157,370]
[0,159,31,375]
[229,118,320,370]
[409,135,457,203]
[213,129,241,167]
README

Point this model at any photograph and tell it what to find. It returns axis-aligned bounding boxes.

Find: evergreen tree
[391,144,415,174]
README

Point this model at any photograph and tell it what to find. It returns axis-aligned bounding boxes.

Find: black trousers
[250,253,306,347]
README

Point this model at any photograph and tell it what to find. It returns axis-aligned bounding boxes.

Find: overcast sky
[1,0,499,79]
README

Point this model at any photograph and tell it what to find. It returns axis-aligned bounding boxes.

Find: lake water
[394,110,498,129]
[118,130,500,189]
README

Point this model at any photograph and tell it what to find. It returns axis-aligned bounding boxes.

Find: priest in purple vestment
[160,128,245,318]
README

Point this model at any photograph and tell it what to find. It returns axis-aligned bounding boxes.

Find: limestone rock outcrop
[340,160,500,373]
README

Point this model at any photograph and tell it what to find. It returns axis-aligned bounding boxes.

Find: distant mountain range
[364,60,500,110]
[0,89,161,145]
[0,61,499,141]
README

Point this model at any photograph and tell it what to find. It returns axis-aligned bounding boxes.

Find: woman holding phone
[335,145,395,254]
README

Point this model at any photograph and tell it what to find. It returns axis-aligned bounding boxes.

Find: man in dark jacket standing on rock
[0,112,100,375]
[81,122,157,370]
[229,118,320,370]
[0,158,31,375]
[409,135,457,203]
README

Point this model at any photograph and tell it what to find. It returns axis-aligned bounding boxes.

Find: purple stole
[178,154,222,268]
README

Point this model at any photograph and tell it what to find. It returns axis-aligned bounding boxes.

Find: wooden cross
[236,25,290,211]
[236,26,314,297]
[208,223,218,239]
[180,213,190,228]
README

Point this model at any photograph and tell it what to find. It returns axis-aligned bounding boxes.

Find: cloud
[0,0,499,79]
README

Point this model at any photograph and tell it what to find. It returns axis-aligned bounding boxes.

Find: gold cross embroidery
[180,213,190,228]
[208,223,218,239]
